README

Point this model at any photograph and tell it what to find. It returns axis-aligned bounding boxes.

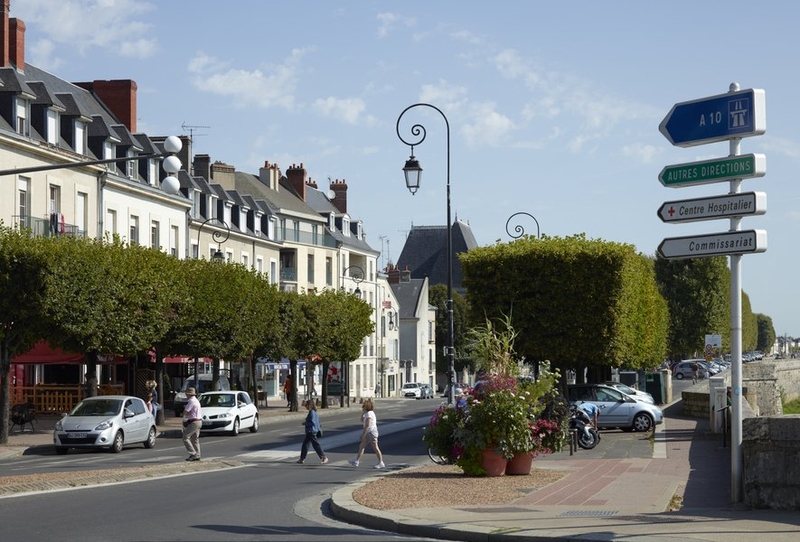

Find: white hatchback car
[198,391,259,436]
[402,382,422,399]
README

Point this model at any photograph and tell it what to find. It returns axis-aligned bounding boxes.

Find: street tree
[461,234,668,385]
[756,314,776,353]
[0,229,50,444]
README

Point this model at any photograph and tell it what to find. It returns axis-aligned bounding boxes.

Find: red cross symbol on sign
[668,206,676,217]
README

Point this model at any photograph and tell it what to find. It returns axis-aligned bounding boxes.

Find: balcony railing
[12,215,86,239]
[276,228,337,248]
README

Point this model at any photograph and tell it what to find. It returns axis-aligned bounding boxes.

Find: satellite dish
[327,189,336,199]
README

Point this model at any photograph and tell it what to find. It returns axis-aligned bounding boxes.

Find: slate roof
[391,278,428,319]
[305,185,377,254]
[396,220,478,294]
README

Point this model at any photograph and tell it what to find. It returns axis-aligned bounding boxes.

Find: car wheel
[110,431,124,453]
[143,426,156,449]
[55,446,68,455]
[632,412,654,432]
[249,415,259,433]
[230,418,240,436]
[675,372,684,380]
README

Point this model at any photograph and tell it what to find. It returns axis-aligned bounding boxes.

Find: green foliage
[465,312,520,377]
[756,314,776,352]
[461,234,668,378]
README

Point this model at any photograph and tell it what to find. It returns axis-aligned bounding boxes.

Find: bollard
[569,428,577,455]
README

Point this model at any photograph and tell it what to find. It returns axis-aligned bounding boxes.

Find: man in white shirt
[182,387,202,461]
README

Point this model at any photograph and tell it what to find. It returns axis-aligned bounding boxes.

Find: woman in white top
[348,398,385,469]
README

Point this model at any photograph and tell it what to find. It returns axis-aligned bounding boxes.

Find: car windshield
[613,383,636,395]
[200,394,235,407]
[71,399,122,417]
[403,384,417,389]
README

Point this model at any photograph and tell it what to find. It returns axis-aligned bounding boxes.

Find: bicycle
[427,447,457,465]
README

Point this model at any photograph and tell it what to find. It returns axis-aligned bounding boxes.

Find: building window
[326,257,333,286]
[106,209,117,237]
[76,192,87,236]
[242,254,249,268]
[150,221,160,249]
[46,109,58,145]
[312,224,319,245]
[17,177,29,220]
[15,97,29,136]
[292,220,300,242]
[75,120,87,155]
[170,225,179,257]
[307,254,314,283]
[279,218,287,241]
[130,216,139,246]
[270,260,278,285]
[191,242,199,259]
[256,257,264,274]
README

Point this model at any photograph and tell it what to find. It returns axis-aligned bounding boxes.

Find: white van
[173,374,231,416]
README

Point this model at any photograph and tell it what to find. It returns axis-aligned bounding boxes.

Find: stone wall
[742,415,800,510]
[742,360,800,416]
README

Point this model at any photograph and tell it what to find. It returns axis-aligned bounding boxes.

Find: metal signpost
[658,154,766,188]
[657,192,766,224]
[658,83,767,504]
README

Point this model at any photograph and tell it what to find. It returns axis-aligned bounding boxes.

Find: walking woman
[348,398,385,469]
[297,399,328,464]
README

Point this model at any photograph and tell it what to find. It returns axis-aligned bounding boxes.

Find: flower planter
[480,448,507,476]
[505,452,534,475]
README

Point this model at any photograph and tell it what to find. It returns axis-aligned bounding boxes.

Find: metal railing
[12,215,86,239]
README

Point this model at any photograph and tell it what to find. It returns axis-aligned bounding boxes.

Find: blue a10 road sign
[659,88,765,147]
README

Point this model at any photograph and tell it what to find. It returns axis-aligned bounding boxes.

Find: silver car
[603,382,655,404]
[53,395,157,454]
[568,384,663,432]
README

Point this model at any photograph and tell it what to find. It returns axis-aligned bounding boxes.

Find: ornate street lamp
[343,264,365,298]
[396,103,456,405]
[195,217,231,262]
[505,211,541,239]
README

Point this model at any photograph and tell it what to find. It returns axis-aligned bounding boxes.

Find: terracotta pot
[505,452,534,475]
[480,448,507,476]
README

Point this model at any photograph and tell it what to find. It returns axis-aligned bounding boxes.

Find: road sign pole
[728,86,744,504]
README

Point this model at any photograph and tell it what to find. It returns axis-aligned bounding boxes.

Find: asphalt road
[0,389,684,542]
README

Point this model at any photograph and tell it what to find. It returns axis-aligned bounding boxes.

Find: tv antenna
[181,122,211,142]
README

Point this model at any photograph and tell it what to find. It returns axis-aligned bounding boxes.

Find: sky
[11,0,800,339]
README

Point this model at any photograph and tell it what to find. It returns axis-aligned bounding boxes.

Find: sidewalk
[330,403,800,542]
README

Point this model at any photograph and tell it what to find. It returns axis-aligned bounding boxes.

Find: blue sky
[13,1,800,339]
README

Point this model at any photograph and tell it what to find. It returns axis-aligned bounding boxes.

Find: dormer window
[46,109,59,145]
[15,97,30,136]
[357,222,363,240]
[342,217,350,237]
[74,120,87,155]
[328,213,335,230]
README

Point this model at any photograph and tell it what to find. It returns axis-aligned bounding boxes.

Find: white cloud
[189,48,312,110]
[313,96,367,124]
[376,12,415,38]
[12,0,158,66]
[461,102,515,147]
[622,143,661,164]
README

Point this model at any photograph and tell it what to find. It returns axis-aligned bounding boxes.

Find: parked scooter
[569,404,600,449]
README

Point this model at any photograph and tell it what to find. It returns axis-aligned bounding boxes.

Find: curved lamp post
[505,211,541,239]
[396,103,456,405]
[196,217,231,262]
[342,264,365,298]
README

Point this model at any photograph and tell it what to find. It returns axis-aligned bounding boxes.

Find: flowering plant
[422,403,467,460]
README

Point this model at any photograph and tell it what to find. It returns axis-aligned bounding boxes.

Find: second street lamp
[396,103,456,405]
[195,217,231,262]
[505,211,541,239]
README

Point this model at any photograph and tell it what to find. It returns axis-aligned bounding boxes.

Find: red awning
[11,341,85,365]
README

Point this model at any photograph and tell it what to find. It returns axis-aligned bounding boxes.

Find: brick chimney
[329,178,348,214]
[306,177,318,189]
[8,16,23,71]
[74,80,138,133]
[193,154,211,181]
[286,163,307,201]
[1,0,9,68]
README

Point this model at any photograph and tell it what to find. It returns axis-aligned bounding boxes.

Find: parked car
[53,395,157,454]
[419,384,435,399]
[442,384,464,398]
[198,391,259,435]
[672,360,708,380]
[602,382,655,404]
[567,384,663,432]
[174,374,231,416]
[402,382,423,399]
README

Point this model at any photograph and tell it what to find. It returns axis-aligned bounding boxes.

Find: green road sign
[658,154,766,188]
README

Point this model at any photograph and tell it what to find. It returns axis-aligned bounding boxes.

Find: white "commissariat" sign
[657,230,767,259]
[657,191,766,223]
